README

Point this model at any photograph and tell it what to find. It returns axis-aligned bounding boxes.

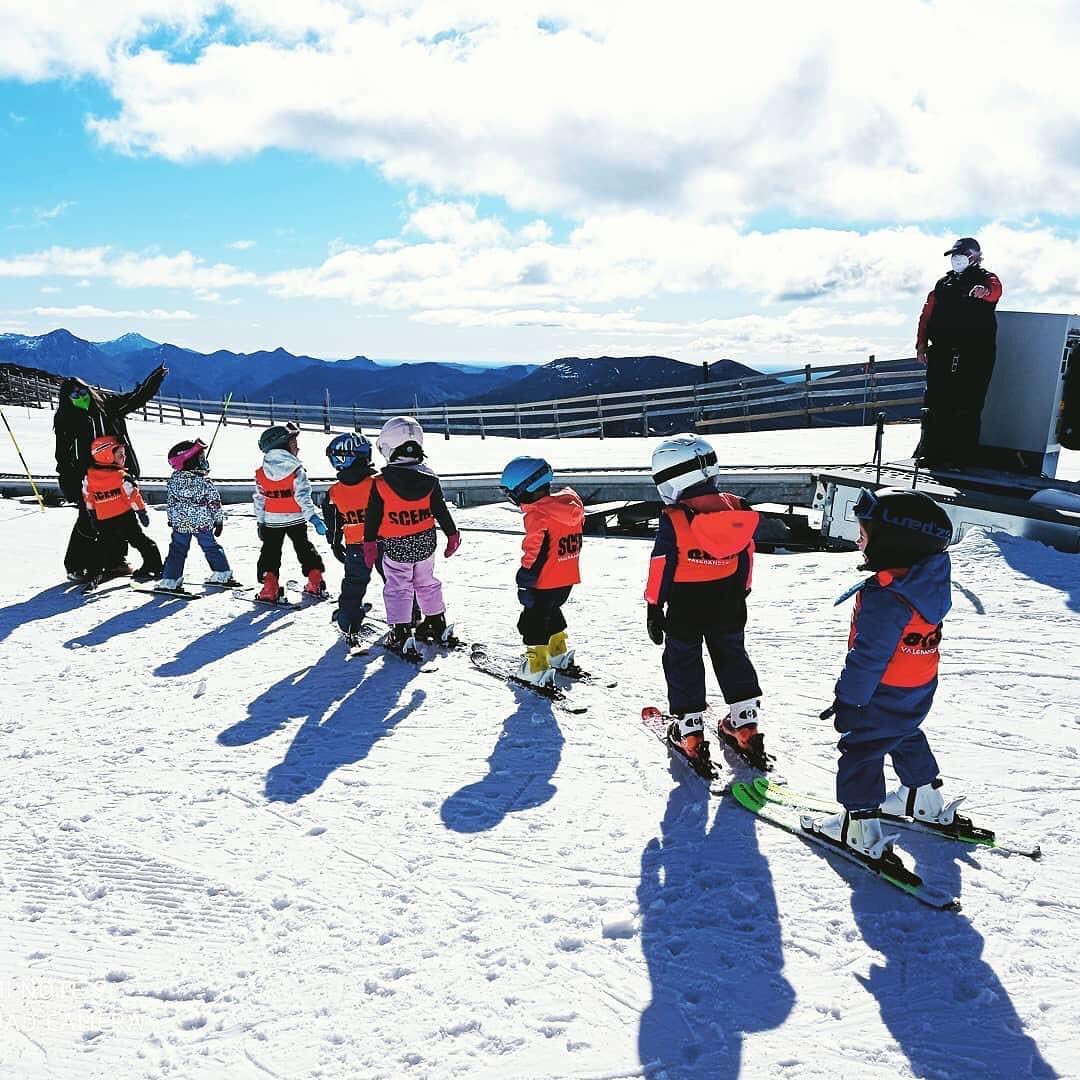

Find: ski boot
[803,808,899,861]
[105,561,133,579]
[881,778,964,826]
[256,571,283,603]
[207,570,240,587]
[546,630,576,673]
[67,570,89,583]
[158,576,184,591]
[383,623,422,660]
[517,645,555,687]
[718,698,771,771]
[666,710,711,770]
[81,571,107,594]
[131,565,162,583]
[303,568,327,597]
[414,611,458,646]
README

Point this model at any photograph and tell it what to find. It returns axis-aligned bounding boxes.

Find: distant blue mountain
[0,328,536,409]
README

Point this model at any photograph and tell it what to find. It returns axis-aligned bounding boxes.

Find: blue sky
[2,3,1078,368]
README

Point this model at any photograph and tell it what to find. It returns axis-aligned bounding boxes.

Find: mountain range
[0,329,766,412]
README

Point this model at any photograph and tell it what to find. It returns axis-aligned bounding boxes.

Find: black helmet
[854,488,953,571]
[258,422,300,453]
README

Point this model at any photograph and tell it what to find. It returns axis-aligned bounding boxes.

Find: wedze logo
[881,508,951,541]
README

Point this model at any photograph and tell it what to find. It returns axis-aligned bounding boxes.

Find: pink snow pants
[382,554,445,625]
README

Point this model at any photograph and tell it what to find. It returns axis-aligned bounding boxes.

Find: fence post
[352,405,359,432]
[741,380,750,432]
[516,404,523,440]
[642,402,649,436]
[596,396,605,439]
[142,399,148,421]
[222,397,229,426]
[803,364,813,427]
[323,390,331,434]
[478,408,486,440]
[269,397,275,425]
[178,396,186,426]
[293,400,299,425]
[244,396,252,427]
[157,397,163,424]
[198,398,205,424]
[443,403,451,440]
[863,354,875,424]
[553,401,561,438]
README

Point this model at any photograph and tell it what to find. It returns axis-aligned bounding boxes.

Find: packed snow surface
[0,416,1078,1078]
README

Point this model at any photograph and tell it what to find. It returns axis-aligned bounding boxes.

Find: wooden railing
[0,355,924,438]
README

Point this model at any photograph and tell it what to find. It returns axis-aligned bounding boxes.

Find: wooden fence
[0,355,924,439]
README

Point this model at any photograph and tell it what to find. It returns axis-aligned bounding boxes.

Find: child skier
[362,416,461,652]
[499,456,584,686]
[81,435,163,587]
[253,422,328,602]
[645,434,764,769]
[804,488,961,860]
[324,432,377,645]
[158,439,236,591]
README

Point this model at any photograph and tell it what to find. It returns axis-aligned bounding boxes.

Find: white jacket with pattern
[166,471,225,534]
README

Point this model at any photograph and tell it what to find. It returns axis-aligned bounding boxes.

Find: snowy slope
[1,477,1077,1077]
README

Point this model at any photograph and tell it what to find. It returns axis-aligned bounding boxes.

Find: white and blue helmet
[651,433,720,504]
[326,432,373,472]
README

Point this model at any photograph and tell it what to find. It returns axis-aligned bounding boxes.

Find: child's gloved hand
[136,509,150,527]
[362,541,379,569]
[257,523,266,541]
[214,521,223,537]
[310,514,327,536]
[819,703,836,721]
[444,532,461,557]
[646,604,665,645]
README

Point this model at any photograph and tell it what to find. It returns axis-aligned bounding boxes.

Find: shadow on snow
[990,531,1080,615]
[440,691,564,834]
[0,582,108,644]
[64,592,194,648]
[154,601,295,677]
[216,642,426,804]
[638,769,794,1078]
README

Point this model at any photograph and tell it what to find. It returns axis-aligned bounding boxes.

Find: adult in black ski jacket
[915,237,1002,467]
[54,363,168,576]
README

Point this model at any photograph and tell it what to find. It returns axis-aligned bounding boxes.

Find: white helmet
[377,415,425,463]
[651,433,720,504]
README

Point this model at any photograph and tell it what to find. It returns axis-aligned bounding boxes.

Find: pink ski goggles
[168,440,208,471]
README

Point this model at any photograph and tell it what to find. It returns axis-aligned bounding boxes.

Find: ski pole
[0,407,45,511]
[206,392,234,460]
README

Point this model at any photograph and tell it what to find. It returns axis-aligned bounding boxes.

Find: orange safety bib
[667,507,741,582]
[328,476,375,545]
[85,467,136,521]
[375,476,435,538]
[849,572,943,688]
[255,466,302,515]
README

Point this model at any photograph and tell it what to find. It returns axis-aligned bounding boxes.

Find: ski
[130,581,206,599]
[237,591,297,608]
[355,622,437,670]
[730,781,961,911]
[469,644,587,713]
[199,578,245,591]
[641,706,718,782]
[556,662,618,689]
[750,778,1042,859]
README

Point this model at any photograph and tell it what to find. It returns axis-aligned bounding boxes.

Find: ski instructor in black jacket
[915,237,1003,468]
[53,363,168,579]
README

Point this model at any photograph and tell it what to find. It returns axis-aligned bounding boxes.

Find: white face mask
[950,254,970,273]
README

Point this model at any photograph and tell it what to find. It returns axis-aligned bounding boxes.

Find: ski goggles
[69,388,91,408]
[853,488,878,520]
[499,461,552,502]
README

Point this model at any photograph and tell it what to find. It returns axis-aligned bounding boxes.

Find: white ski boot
[158,576,183,591]
[802,809,899,861]
[207,570,238,586]
[881,779,964,826]
[517,645,555,687]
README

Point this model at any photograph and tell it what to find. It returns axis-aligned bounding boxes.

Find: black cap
[944,237,980,256]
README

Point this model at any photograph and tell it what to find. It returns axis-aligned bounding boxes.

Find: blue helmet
[326,432,373,472]
[500,456,554,504]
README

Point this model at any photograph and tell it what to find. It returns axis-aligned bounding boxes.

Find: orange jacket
[372,475,437,539]
[327,476,376,545]
[517,488,585,590]
[255,465,303,516]
[83,466,145,521]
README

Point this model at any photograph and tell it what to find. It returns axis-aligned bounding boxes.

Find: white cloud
[34,200,74,222]
[227,239,256,250]
[31,304,196,320]
[16,1,1067,222]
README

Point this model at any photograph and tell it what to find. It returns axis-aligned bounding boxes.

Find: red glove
[444,532,461,557]
[362,541,378,569]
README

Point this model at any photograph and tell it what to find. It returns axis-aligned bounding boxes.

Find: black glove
[646,604,665,646]
[213,521,223,537]
[257,523,266,541]
[517,587,535,609]
[136,509,150,528]
[83,509,99,539]
[819,703,836,721]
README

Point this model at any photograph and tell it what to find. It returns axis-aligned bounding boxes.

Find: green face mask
[69,392,91,411]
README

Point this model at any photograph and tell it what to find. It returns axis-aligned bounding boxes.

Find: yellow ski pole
[0,407,45,511]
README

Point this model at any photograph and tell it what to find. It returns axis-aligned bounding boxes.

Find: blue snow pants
[162,528,231,581]
[663,628,761,716]
[834,683,941,811]
[336,545,373,635]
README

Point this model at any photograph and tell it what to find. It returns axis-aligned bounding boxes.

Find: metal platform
[815,460,1080,553]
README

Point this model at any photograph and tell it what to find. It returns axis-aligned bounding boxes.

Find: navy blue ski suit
[832,552,951,811]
